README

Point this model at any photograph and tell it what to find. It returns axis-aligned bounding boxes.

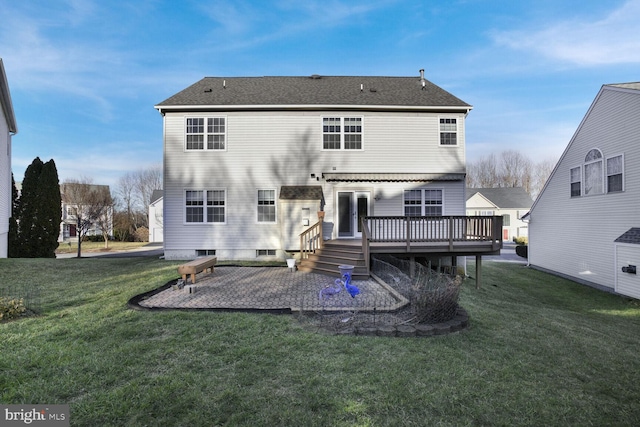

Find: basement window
[256,249,276,257]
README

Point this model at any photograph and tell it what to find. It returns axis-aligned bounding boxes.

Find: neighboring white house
[149,189,163,243]
[155,71,475,261]
[466,187,532,241]
[59,184,113,242]
[0,59,17,258]
[527,82,640,298]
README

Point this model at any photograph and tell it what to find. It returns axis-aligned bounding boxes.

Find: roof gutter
[0,59,18,134]
[154,104,473,115]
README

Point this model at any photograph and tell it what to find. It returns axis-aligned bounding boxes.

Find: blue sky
[2,0,639,187]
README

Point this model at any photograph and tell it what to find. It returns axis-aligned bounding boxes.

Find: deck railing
[299,220,323,260]
[361,215,503,252]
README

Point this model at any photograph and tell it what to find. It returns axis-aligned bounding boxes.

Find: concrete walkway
[135,266,408,313]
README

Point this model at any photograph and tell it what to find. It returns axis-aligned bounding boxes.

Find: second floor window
[607,155,623,193]
[439,118,457,145]
[570,167,581,197]
[323,117,362,150]
[186,117,226,150]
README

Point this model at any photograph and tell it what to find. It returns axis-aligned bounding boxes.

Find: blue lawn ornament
[319,280,342,300]
[342,271,360,298]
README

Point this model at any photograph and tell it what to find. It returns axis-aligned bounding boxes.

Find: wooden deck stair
[298,240,369,280]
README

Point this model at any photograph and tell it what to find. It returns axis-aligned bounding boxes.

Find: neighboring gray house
[0,59,17,258]
[149,189,163,243]
[466,187,532,241]
[527,82,640,299]
[155,71,503,277]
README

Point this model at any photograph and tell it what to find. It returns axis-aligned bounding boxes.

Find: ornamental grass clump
[0,297,26,322]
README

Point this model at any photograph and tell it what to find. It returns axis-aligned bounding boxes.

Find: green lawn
[2,257,640,426]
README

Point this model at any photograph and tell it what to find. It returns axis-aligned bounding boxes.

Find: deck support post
[475,255,482,289]
[410,256,416,278]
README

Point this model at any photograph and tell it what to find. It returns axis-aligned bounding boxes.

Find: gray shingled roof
[615,228,640,244]
[467,187,533,209]
[608,82,640,91]
[155,75,471,111]
[279,186,324,200]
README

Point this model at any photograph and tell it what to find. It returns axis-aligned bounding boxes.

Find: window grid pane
[258,190,276,222]
[207,190,225,222]
[570,167,581,197]
[439,118,457,145]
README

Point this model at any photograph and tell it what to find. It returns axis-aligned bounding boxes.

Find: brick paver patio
[137,266,407,312]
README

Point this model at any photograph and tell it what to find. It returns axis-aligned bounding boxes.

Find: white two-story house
[155,71,503,278]
[0,59,18,258]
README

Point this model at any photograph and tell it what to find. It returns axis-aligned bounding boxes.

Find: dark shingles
[467,188,533,209]
[156,75,471,109]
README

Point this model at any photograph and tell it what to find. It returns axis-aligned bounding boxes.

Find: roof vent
[310,74,322,79]
[369,87,377,93]
[204,88,212,93]
[419,69,426,90]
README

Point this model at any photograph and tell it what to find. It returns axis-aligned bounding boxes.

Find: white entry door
[337,191,370,238]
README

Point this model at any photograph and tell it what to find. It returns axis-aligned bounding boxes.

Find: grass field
[54,241,150,254]
[1,257,640,426]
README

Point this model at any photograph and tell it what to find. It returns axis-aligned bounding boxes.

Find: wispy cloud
[490,0,640,66]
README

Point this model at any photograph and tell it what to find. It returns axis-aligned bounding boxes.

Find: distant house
[0,59,17,258]
[466,187,532,241]
[155,71,503,279]
[148,190,163,243]
[59,184,113,242]
[527,82,640,298]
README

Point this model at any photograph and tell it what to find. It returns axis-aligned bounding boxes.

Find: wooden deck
[300,215,503,287]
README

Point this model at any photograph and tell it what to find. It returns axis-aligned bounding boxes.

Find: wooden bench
[178,256,217,284]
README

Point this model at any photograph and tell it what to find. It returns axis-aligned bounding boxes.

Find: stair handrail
[299,220,322,260]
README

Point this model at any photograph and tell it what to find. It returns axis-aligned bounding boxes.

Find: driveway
[56,243,164,259]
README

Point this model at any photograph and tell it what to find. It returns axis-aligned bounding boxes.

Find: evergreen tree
[36,159,61,257]
[17,157,44,257]
[13,157,61,258]
[7,173,20,258]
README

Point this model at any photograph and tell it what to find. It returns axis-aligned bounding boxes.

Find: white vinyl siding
[529,86,640,291]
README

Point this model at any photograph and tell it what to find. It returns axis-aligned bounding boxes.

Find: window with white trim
[322,117,362,150]
[185,117,226,150]
[439,118,457,145]
[570,166,581,197]
[257,189,276,222]
[404,189,443,216]
[584,149,603,195]
[185,190,226,223]
[607,154,623,193]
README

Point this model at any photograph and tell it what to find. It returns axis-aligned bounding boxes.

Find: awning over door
[322,173,465,182]
[279,185,324,200]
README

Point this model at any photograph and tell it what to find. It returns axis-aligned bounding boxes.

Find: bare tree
[467,150,557,199]
[61,179,114,258]
[114,164,162,241]
[531,158,557,199]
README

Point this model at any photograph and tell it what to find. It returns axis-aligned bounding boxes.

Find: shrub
[515,245,528,259]
[513,236,528,245]
[0,297,26,322]
[133,226,149,242]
